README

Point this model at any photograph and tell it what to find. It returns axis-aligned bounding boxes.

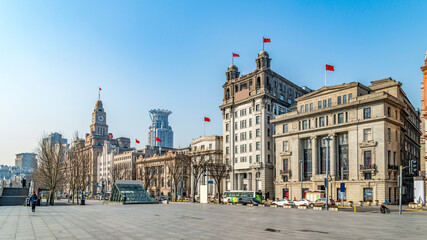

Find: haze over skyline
[1,0,427,166]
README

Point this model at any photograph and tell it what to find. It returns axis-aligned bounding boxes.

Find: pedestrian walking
[30,191,38,212]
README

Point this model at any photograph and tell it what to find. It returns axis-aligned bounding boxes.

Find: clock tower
[89,100,109,146]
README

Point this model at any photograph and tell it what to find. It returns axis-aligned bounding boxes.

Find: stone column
[311,136,317,177]
[330,134,336,178]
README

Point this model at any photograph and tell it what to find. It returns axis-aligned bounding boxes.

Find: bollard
[354,206,356,212]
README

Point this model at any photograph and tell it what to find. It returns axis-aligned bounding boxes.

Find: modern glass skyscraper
[147,109,173,148]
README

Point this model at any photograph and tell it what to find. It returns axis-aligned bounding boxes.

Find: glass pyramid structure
[110,180,154,204]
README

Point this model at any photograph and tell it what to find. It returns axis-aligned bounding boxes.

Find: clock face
[98,115,104,122]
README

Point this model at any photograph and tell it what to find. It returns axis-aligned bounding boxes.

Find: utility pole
[181,158,184,201]
[399,165,408,215]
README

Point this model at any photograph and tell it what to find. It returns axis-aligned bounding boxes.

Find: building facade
[112,149,145,182]
[15,153,36,170]
[189,136,223,201]
[135,148,190,199]
[147,109,174,148]
[96,141,119,194]
[420,50,427,202]
[219,50,308,199]
[272,79,421,204]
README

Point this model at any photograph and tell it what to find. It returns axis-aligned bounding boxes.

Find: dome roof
[228,64,238,71]
[257,50,269,58]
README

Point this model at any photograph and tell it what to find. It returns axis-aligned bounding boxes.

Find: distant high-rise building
[147,109,174,148]
[15,153,36,170]
[43,132,68,147]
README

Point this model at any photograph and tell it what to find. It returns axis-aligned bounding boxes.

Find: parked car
[294,199,314,207]
[238,197,260,205]
[315,198,335,207]
[272,199,295,206]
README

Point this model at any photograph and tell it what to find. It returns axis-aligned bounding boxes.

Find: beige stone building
[272,78,421,204]
[189,136,223,201]
[135,148,190,199]
[219,50,309,199]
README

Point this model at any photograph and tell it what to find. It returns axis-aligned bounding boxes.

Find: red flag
[326,64,334,71]
[232,53,239,57]
[109,133,113,139]
[204,117,210,122]
[99,87,102,90]
[136,139,140,144]
[156,137,162,142]
[263,37,271,43]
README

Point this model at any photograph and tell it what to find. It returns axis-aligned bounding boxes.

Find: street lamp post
[324,136,331,211]
[299,159,303,199]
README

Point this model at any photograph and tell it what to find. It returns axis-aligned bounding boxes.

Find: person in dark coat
[30,191,38,212]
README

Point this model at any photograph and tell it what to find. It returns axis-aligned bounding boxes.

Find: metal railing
[360,164,376,170]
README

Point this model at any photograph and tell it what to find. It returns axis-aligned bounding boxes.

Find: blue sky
[1,0,426,165]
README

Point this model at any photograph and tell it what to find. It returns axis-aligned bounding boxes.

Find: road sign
[208,180,214,184]
[340,183,345,192]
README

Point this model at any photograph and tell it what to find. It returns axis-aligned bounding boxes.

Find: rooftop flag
[136,139,140,144]
[156,137,162,142]
[326,64,335,71]
[204,117,210,122]
[232,53,239,57]
[263,37,271,43]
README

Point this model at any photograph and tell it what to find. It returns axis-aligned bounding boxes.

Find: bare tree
[32,136,67,206]
[164,154,190,201]
[207,155,229,203]
[137,165,156,196]
[189,153,209,202]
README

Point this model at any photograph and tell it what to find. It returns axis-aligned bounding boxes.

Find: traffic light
[409,160,418,175]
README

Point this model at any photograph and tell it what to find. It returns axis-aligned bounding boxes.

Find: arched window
[256,172,261,178]
[256,77,261,87]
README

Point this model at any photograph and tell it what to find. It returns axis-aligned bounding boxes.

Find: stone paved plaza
[1,200,426,240]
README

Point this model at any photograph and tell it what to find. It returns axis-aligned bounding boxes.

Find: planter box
[313,206,323,210]
[283,205,293,209]
[328,208,338,211]
[298,206,308,210]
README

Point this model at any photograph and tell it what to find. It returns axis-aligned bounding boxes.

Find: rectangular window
[338,113,344,124]
[226,123,229,131]
[323,100,327,108]
[240,144,246,153]
[337,96,342,105]
[318,101,322,109]
[388,150,391,165]
[256,155,260,162]
[280,95,285,101]
[249,156,252,163]
[249,131,252,139]
[235,121,238,130]
[226,135,229,143]
[305,104,308,112]
[388,128,391,141]
[310,103,313,111]
[235,134,238,141]
[319,117,325,127]
[267,142,270,150]
[328,98,332,107]
[249,107,252,114]
[226,147,229,154]
[256,104,260,111]
[235,111,238,118]
[363,107,371,119]
[393,151,396,166]
[283,124,288,133]
[301,105,304,113]
[302,120,308,130]
[249,143,252,151]
[363,129,372,141]
[249,118,252,127]
[256,129,260,137]
[364,151,372,167]
[235,146,238,154]
[240,132,246,141]
[348,93,352,100]
[256,116,260,124]
[226,113,229,119]
[283,141,289,151]
[256,142,261,150]
[283,158,289,172]
[343,95,347,104]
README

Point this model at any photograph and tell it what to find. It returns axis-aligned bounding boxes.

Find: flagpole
[263,37,264,51]
[203,120,205,136]
[232,55,234,65]
[325,69,327,86]
[98,88,100,101]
